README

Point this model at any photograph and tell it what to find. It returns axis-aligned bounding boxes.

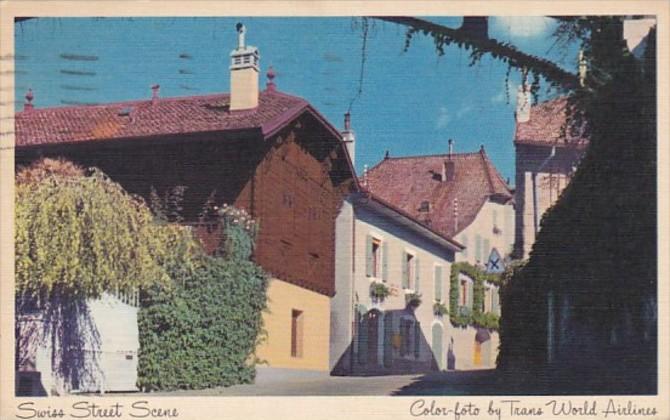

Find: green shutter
[467,280,474,308]
[475,235,482,262]
[483,238,491,263]
[461,234,468,257]
[382,241,389,282]
[401,252,409,289]
[414,257,420,292]
[492,287,500,314]
[365,235,373,277]
[435,266,443,301]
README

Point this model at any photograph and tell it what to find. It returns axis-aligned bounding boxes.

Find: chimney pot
[151,84,160,104]
[24,88,34,111]
[342,112,355,166]
[448,138,454,157]
[230,22,260,111]
[266,66,276,91]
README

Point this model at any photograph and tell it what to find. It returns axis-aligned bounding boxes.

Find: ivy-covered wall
[137,206,268,391]
[449,262,501,330]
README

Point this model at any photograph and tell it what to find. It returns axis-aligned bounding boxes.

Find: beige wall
[256,278,331,371]
[454,200,515,265]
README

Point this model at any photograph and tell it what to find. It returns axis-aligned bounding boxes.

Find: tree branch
[373,16,580,90]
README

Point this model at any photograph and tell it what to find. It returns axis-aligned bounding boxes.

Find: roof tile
[365,149,513,237]
[16,89,308,147]
[514,97,589,148]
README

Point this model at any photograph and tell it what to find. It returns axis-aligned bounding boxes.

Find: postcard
[1,1,668,419]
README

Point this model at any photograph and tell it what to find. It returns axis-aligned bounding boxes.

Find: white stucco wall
[28,293,139,394]
[454,200,514,266]
[344,203,456,371]
[330,200,355,372]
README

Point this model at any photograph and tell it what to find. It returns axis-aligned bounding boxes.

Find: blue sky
[14,17,579,182]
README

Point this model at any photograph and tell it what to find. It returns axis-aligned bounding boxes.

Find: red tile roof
[15,89,317,147]
[365,148,513,237]
[514,97,589,148]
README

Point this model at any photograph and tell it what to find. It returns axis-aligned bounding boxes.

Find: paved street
[133,369,522,397]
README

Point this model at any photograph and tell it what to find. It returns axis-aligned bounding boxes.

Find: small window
[291,310,304,358]
[405,253,414,289]
[419,201,430,212]
[460,280,468,307]
[371,238,381,277]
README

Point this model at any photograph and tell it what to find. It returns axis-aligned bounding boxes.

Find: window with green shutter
[381,241,389,282]
[401,252,409,289]
[434,265,443,301]
[461,234,468,257]
[483,238,491,263]
[365,235,373,277]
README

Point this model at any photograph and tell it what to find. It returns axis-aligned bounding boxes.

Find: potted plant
[405,292,422,308]
[433,301,448,317]
[370,282,391,303]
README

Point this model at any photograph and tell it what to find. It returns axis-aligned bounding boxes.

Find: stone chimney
[151,84,160,105]
[515,82,531,123]
[442,139,455,182]
[24,89,34,112]
[342,112,355,166]
[230,23,260,111]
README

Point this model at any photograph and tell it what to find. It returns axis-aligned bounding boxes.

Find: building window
[460,280,468,307]
[419,201,430,212]
[291,309,304,358]
[402,252,415,289]
[371,238,381,278]
[366,235,387,280]
[434,265,443,301]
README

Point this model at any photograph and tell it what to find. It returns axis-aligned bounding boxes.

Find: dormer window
[419,201,430,212]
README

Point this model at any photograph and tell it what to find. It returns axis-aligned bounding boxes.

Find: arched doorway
[432,323,444,370]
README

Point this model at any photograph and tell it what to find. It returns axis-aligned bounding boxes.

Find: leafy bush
[137,206,268,391]
[433,301,448,316]
[405,292,422,308]
[137,255,267,391]
[369,282,391,301]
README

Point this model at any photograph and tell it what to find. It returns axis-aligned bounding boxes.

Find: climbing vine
[449,262,501,330]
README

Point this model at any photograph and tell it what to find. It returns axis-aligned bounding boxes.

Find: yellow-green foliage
[15,158,199,301]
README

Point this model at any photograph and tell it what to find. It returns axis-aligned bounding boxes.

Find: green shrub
[137,255,267,391]
[137,207,268,391]
[369,282,391,300]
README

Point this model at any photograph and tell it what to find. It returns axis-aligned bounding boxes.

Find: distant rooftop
[514,97,589,148]
[365,148,513,237]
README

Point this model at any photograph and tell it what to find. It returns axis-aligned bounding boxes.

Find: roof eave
[354,191,464,253]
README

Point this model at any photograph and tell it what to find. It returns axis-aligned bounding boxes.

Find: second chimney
[230,23,260,111]
[342,112,356,166]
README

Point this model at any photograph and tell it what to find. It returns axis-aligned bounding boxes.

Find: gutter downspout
[532,146,556,235]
